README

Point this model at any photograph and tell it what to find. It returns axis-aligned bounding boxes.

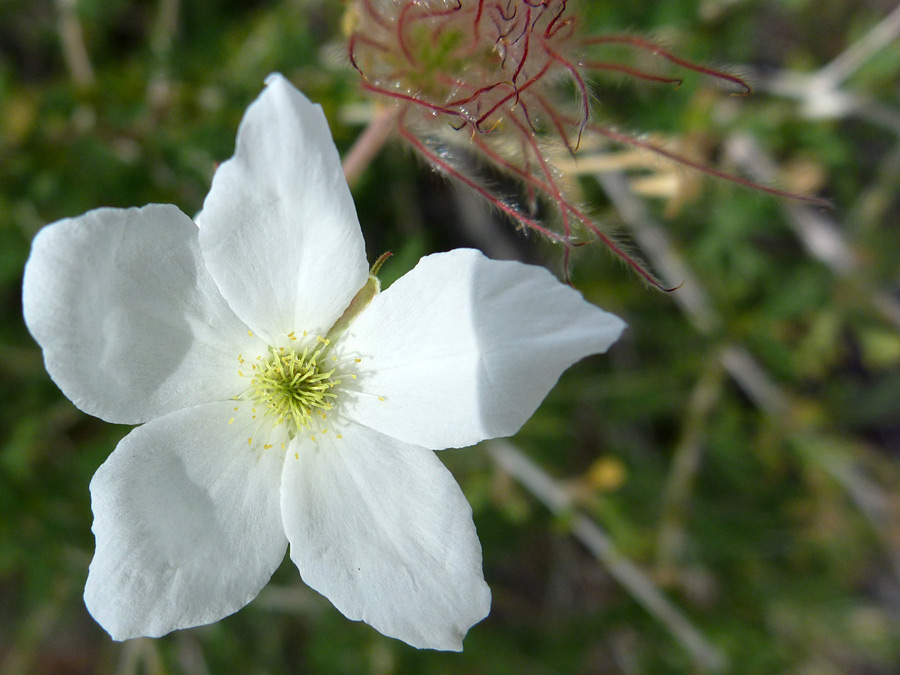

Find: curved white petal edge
[282,421,492,651]
[21,73,626,650]
[341,248,626,450]
[84,401,289,640]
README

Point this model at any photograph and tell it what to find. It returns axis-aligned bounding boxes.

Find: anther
[247,342,341,434]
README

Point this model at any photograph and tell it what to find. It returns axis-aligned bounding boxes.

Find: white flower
[22,74,625,650]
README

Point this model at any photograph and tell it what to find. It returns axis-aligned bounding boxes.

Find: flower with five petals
[22,74,625,650]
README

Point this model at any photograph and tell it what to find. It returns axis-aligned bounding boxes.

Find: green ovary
[251,344,340,432]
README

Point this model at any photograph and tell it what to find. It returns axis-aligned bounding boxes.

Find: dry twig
[488,440,728,673]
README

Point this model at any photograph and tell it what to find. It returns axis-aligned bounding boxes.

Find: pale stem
[725,135,856,275]
[745,7,900,134]
[0,579,68,675]
[723,134,900,333]
[453,186,531,262]
[793,436,900,582]
[597,170,790,413]
[255,584,324,614]
[175,633,212,675]
[595,170,900,580]
[717,345,788,415]
[55,0,95,88]
[151,0,180,57]
[147,0,180,109]
[342,105,401,187]
[115,638,165,675]
[457,168,723,669]
[814,4,900,90]
[595,171,719,335]
[488,440,728,673]
[655,356,725,574]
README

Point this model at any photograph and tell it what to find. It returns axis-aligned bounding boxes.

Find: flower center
[250,344,340,432]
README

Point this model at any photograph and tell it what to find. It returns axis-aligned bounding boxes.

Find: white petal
[84,401,288,640]
[281,422,491,651]
[339,249,626,449]
[197,74,368,343]
[22,205,263,424]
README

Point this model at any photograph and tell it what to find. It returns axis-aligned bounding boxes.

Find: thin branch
[656,357,725,574]
[717,344,788,415]
[342,106,401,188]
[150,0,180,57]
[488,440,727,673]
[594,170,900,577]
[0,598,63,675]
[115,639,165,675]
[745,6,900,133]
[723,134,900,333]
[452,183,530,262]
[725,135,856,274]
[0,574,77,675]
[55,0,95,88]
[595,173,790,414]
[792,434,900,583]
[750,67,900,135]
[147,0,180,110]
[595,172,718,334]
[814,4,900,90]
[176,633,212,675]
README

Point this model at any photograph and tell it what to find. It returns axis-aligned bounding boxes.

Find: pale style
[22,74,625,650]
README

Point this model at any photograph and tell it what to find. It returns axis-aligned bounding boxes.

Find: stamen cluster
[251,344,340,432]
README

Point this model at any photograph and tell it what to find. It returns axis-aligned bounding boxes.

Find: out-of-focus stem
[814,4,900,90]
[342,106,400,187]
[151,0,180,56]
[116,638,165,675]
[55,0,94,88]
[793,435,900,582]
[656,357,725,575]
[147,0,180,110]
[488,440,728,673]
[0,583,66,675]
[175,633,212,675]
[747,6,900,133]
[596,170,900,582]
[596,172,719,334]
[724,134,900,333]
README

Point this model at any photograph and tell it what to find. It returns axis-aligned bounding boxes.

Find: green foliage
[2,0,899,673]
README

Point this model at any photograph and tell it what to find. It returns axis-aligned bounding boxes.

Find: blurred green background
[2,0,900,672]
